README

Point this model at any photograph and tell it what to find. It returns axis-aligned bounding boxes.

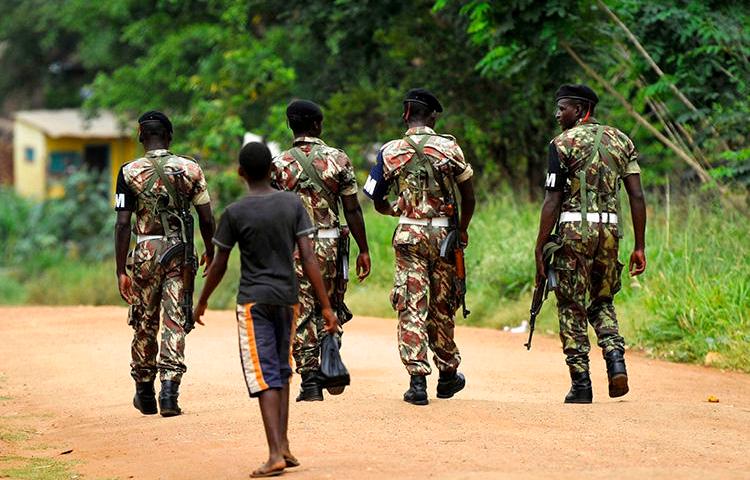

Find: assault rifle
[333,226,353,324]
[525,238,560,350]
[439,202,470,318]
[157,179,198,334]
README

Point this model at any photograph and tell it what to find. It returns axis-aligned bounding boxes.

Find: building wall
[13,120,47,199]
[13,133,137,200]
[110,137,137,193]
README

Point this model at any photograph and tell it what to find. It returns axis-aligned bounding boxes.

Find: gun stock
[180,209,197,334]
[334,227,353,324]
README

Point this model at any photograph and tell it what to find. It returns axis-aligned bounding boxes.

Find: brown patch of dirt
[1,306,749,479]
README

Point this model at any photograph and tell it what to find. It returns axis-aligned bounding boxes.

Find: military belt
[398,216,450,227]
[136,234,166,243]
[560,212,618,224]
[316,227,340,239]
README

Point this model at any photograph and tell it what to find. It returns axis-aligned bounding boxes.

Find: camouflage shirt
[115,149,210,236]
[380,126,473,219]
[271,136,358,229]
[545,119,640,213]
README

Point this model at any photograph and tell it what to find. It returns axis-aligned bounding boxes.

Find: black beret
[286,99,323,120]
[404,88,443,113]
[555,84,599,106]
[138,110,173,133]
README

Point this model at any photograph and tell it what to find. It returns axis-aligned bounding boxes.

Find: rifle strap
[290,145,340,216]
[147,157,190,242]
[403,134,457,220]
[578,126,605,242]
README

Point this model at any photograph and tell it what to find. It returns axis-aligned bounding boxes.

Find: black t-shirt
[213,191,315,305]
[114,166,137,211]
[544,143,567,191]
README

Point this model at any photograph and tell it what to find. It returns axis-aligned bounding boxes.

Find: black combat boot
[604,349,629,398]
[159,380,182,417]
[403,375,428,406]
[436,371,466,399]
[564,370,593,404]
[296,371,324,402]
[133,381,157,415]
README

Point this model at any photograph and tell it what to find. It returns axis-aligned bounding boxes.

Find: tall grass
[1,187,747,371]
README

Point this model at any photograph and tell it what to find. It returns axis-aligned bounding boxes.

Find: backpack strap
[403,134,457,218]
[290,145,339,215]
[578,126,605,241]
[403,135,444,197]
[145,157,188,239]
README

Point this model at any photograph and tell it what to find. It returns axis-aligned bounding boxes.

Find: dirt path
[1,306,749,479]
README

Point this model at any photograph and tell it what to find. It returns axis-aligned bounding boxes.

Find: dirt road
[1,306,749,479]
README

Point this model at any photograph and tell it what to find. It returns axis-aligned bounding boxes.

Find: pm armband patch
[544,172,564,190]
[545,173,557,188]
[114,193,126,209]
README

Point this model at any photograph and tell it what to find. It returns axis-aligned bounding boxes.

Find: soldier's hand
[356,252,371,281]
[200,252,213,278]
[459,229,469,247]
[322,307,338,334]
[194,301,208,326]
[629,249,646,276]
[534,248,546,287]
[118,273,135,304]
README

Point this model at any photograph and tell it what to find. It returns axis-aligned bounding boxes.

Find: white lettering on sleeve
[115,193,125,209]
[545,173,557,188]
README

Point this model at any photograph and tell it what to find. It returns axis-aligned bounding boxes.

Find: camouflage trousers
[293,236,338,375]
[128,238,187,383]
[391,224,461,376]
[553,222,625,374]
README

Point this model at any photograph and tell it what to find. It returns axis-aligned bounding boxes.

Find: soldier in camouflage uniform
[366,88,476,406]
[270,100,371,402]
[535,85,647,403]
[114,111,216,416]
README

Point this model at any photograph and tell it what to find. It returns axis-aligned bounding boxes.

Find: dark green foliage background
[0,1,748,370]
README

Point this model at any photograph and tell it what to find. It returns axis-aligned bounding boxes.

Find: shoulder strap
[403,134,456,214]
[290,145,339,214]
[578,126,605,240]
[148,157,182,206]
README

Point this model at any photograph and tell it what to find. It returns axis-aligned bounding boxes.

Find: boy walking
[193,142,337,478]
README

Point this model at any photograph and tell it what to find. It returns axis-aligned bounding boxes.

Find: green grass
[0,456,77,480]
[0,191,747,372]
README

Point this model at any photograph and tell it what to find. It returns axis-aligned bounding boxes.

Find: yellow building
[13,109,137,199]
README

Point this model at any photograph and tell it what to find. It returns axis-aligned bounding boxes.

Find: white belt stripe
[559,212,618,224]
[398,216,451,227]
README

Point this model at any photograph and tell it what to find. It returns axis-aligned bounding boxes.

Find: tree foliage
[1,0,748,193]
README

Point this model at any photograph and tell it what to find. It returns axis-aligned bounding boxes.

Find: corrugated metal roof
[14,109,131,139]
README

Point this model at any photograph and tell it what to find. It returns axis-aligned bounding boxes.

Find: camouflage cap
[556,84,599,105]
[138,110,173,133]
[404,88,443,113]
[286,99,323,121]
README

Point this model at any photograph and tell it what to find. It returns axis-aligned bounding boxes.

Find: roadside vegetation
[1,183,747,372]
[0,1,748,372]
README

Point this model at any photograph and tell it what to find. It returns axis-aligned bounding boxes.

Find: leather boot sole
[159,408,182,417]
[403,397,429,406]
[609,373,629,398]
[436,374,466,399]
[295,395,323,402]
[564,395,593,404]
[133,397,158,415]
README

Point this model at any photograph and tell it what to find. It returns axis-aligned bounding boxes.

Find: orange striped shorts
[236,303,297,397]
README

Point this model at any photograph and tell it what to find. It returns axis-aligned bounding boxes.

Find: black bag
[320,333,350,395]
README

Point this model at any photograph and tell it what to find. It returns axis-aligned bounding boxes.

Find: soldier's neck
[293,131,320,140]
[143,140,170,152]
[406,121,434,130]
